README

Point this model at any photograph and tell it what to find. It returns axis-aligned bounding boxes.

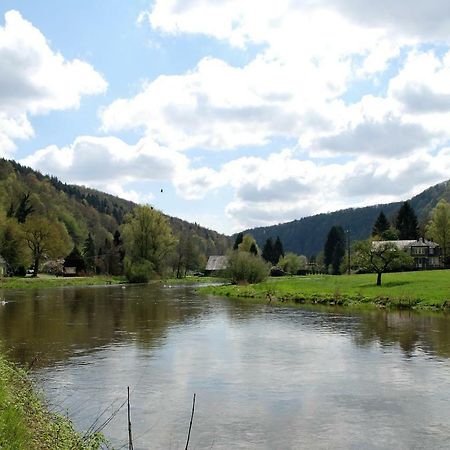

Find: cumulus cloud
[0,10,107,154]
[20,135,188,193]
[389,50,450,114]
[315,118,434,156]
[147,0,450,45]
[175,148,450,230]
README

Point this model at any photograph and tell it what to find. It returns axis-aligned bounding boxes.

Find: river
[1,283,450,449]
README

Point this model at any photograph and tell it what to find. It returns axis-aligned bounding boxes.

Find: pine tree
[273,236,284,263]
[324,225,346,274]
[83,233,96,274]
[262,238,276,264]
[396,201,418,240]
[372,211,390,237]
[233,232,243,250]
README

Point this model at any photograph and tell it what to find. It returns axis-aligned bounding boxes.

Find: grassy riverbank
[198,270,450,310]
[0,274,125,290]
[0,354,104,449]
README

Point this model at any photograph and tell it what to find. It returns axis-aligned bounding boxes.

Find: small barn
[205,255,229,276]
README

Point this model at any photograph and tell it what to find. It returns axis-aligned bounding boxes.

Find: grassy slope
[0,355,104,449]
[0,275,125,290]
[198,270,450,310]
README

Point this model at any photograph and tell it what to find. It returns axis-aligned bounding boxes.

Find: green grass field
[0,274,125,290]
[198,270,450,310]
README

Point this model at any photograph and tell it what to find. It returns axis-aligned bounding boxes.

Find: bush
[226,251,269,284]
[124,258,154,283]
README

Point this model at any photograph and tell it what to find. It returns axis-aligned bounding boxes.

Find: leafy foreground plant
[0,355,105,449]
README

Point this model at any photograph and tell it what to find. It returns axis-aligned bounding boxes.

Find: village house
[373,238,442,269]
[205,255,229,275]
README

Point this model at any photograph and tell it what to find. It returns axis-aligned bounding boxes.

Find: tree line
[0,159,230,279]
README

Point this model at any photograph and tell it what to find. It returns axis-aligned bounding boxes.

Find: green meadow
[0,275,125,290]
[199,270,450,310]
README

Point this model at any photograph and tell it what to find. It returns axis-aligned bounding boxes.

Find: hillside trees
[324,226,346,274]
[426,199,450,263]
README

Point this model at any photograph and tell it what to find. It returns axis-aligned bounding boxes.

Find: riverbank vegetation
[0,354,104,449]
[198,270,450,310]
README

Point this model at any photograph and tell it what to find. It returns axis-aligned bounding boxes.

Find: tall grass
[0,354,105,449]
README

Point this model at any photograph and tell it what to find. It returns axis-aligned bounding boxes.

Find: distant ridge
[242,180,450,257]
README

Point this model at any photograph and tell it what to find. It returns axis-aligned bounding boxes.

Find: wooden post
[185,393,196,450]
[127,386,134,450]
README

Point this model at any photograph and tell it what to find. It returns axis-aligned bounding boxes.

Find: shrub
[226,251,269,284]
[124,258,154,283]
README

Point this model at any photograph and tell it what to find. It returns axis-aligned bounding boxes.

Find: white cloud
[176,148,450,230]
[0,10,107,155]
[20,135,188,191]
[389,50,450,114]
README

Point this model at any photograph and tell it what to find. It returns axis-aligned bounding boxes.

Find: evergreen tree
[249,242,258,256]
[233,232,244,250]
[372,211,390,237]
[395,201,418,240]
[262,238,276,264]
[83,233,96,274]
[324,225,346,274]
[274,236,284,263]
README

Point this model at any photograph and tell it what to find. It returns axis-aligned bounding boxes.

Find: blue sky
[1,1,450,234]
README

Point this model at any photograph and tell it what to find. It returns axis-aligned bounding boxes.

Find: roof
[205,255,229,271]
[373,238,439,250]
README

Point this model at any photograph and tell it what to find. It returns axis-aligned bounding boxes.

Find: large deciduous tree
[121,205,176,280]
[23,216,72,277]
[396,201,418,240]
[426,199,450,263]
[324,225,346,274]
[355,240,413,286]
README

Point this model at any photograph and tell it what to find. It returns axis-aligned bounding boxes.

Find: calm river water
[1,284,450,449]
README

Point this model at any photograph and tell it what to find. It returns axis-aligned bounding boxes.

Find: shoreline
[0,353,104,449]
[197,270,450,312]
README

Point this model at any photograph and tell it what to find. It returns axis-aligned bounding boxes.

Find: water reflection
[1,286,450,448]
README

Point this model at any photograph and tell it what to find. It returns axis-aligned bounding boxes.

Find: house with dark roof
[373,238,442,269]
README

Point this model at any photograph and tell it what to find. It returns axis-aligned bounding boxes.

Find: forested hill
[243,180,450,257]
[0,158,230,255]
